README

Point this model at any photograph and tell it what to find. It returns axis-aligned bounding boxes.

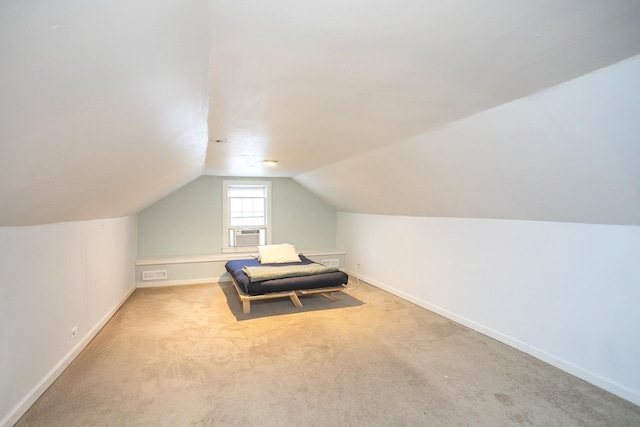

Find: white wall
[0,216,137,426]
[338,212,640,405]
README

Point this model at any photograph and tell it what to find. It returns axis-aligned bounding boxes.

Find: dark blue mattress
[225,255,348,296]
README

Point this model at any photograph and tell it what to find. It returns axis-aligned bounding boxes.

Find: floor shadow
[217,282,365,320]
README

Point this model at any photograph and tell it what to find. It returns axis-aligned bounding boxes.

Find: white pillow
[258,243,301,264]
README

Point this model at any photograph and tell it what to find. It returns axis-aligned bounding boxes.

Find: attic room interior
[2,0,640,425]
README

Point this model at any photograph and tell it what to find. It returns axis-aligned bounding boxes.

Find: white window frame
[222,180,272,253]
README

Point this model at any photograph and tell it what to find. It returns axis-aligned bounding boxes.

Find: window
[222,180,271,251]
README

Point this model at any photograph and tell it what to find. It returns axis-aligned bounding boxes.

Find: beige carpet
[16,281,640,426]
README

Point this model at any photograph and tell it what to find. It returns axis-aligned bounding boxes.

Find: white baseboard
[346,270,640,407]
[523,345,640,407]
[1,285,136,427]
[136,276,230,288]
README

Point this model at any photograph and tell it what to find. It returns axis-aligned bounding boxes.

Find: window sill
[222,246,259,254]
[136,249,345,266]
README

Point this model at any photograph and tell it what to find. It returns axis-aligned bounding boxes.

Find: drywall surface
[296,55,640,226]
[0,0,210,226]
[338,212,640,405]
[137,177,222,258]
[0,216,137,426]
[205,1,640,177]
[137,176,337,258]
[270,178,338,248]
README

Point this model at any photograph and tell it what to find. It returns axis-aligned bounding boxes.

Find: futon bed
[225,253,348,314]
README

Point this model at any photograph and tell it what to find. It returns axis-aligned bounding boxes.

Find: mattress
[225,255,348,296]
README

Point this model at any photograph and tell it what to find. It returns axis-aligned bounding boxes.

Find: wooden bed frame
[229,276,345,314]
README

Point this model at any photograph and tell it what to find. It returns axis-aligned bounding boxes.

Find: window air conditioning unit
[234,229,261,247]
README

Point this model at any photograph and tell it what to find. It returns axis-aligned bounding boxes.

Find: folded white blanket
[242,264,337,282]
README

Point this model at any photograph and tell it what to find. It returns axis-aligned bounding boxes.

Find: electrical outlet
[70,326,78,340]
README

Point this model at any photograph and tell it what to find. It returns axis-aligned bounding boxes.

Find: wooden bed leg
[321,292,337,301]
[243,300,251,314]
[289,293,303,308]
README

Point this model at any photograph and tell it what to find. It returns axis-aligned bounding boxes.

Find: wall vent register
[322,259,340,268]
[141,270,168,281]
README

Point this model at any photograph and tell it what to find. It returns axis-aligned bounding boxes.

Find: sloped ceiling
[0,0,210,226]
[295,56,640,225]
[204,0,640,177]
[2,1,640,226]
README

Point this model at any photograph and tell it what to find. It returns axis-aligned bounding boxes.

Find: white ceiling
[0,0,210,225]
[1,1,640,226]
[204,0,640,177]
[296,55,640,224]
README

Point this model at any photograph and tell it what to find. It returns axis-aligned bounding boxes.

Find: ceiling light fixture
[263,160,278,166]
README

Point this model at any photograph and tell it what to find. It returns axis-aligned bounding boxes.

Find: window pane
[230,212,243,226]
[229,186,266,198]
[253,198,264,213]
[228,196,265,227]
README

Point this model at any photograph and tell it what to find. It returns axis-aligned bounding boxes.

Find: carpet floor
[16,280,640,426]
